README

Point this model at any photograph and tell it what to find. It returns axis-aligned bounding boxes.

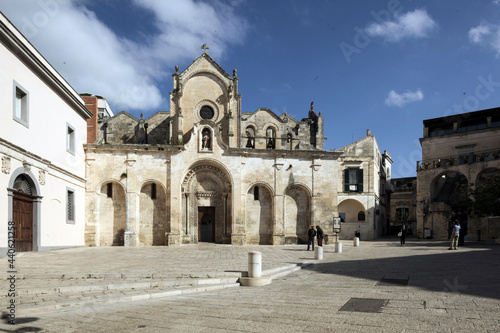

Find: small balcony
[417,149,500,171]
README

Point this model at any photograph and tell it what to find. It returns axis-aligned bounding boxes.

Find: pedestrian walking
[316,225,324,247]
[399,225,407,247]
[306,226,316,251]
[448,220,461,250]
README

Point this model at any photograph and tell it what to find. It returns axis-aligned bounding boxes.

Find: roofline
[0,11,92,119]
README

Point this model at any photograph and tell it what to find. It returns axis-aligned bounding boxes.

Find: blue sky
[3,0,500,178]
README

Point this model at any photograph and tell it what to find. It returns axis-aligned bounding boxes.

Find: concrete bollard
[248,251,262,278]
[240,251,271,287]
[353,237,359,247]
[314,246,323,260]
[335,242,342,253]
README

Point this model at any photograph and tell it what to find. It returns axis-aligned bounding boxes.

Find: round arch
[245,182,274,245]
[284,183,312,244]
[338,198,367,223]
[96,179,127,246]
[180,160,233,244]
[8,167,42,251]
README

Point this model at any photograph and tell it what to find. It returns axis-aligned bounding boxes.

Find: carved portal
[181,163,232,244]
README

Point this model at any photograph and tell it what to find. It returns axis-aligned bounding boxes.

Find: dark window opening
[107,183,113,198]
[254,186,259,200]
[152,183,157,199]
[200,105,214,119]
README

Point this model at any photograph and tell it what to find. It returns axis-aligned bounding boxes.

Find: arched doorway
[284,185,311,244]
[11,174,35,252]
[181,163,232,244]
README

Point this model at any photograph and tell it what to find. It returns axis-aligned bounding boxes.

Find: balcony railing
[417,148,500,171]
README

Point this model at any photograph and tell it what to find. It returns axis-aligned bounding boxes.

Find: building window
[358,211,365,221]
[344,168,363,193]
[151,183,157,200]
[245,127,255,148]
[200,105,214,120]
[67,188,75,224]
[254,186,259,200]
[339,213,346,222]
[13,83,29,127]
[67,123,75,154]
[107,183,113,198]
[396,208,409,221]
[266,127,275,149]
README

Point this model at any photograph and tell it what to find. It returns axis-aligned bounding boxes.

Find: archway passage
[198,207,215,242]
[12,191,33,252]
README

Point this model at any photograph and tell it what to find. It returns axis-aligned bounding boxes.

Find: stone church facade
[84,52,342,246]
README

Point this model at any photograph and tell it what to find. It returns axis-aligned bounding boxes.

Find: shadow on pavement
[301,244,500,300]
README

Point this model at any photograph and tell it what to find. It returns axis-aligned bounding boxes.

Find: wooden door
[12,192,34,252]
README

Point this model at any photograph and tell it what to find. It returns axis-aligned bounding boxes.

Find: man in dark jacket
[307,226,316,251]
[316,225,324,247]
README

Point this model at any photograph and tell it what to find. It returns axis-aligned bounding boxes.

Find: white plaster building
[335,130,393,240]
[0,12,92,252]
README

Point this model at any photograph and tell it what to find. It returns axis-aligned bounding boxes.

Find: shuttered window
[344,168,363,193]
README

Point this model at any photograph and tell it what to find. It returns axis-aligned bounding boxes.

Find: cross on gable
[201,44,209,53]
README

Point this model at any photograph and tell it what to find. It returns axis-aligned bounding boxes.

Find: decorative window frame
[13,81,29,128]
[194,100,219,122]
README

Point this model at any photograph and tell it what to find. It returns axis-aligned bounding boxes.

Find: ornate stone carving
[1,156,11,174]
[39,170,46,185]
[195,191,216,198]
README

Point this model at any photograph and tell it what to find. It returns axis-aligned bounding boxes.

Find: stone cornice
[0,14,92,120]
[0,137,85,183]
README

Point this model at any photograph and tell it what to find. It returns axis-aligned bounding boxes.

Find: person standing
[316,225,324,247]
[448,220,461,250]
[400,225,408,247]
[306,226,316,251]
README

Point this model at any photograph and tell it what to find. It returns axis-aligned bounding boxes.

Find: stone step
[15,277,239,295]
[15,282,241,316]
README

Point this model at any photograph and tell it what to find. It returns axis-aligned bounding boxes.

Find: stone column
[124,154,138,246]
[273,158,285,245]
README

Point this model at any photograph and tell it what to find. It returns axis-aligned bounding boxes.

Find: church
[1,5,391,252]
[84,49,346,246]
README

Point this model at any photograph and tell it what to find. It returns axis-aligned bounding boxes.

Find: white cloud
[385,89,424,107]
[469,23,500,56]
[469,24,491,43]
[1,0,248,113]
[366,9,436,42]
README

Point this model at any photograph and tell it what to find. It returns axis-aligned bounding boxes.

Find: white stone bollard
[314,246,323,260]
[248,251,262,278]
[335,242,343,253]
[353,237,359,247]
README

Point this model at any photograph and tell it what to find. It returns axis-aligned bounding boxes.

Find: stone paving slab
[1,239,500,332]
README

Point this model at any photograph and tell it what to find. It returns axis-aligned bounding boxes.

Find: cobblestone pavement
[2,239,500,332]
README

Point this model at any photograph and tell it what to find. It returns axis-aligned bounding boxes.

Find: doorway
[198,207,215,242]
[12,191,34,252]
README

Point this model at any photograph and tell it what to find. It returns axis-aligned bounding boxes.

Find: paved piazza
[2,239,500,332]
